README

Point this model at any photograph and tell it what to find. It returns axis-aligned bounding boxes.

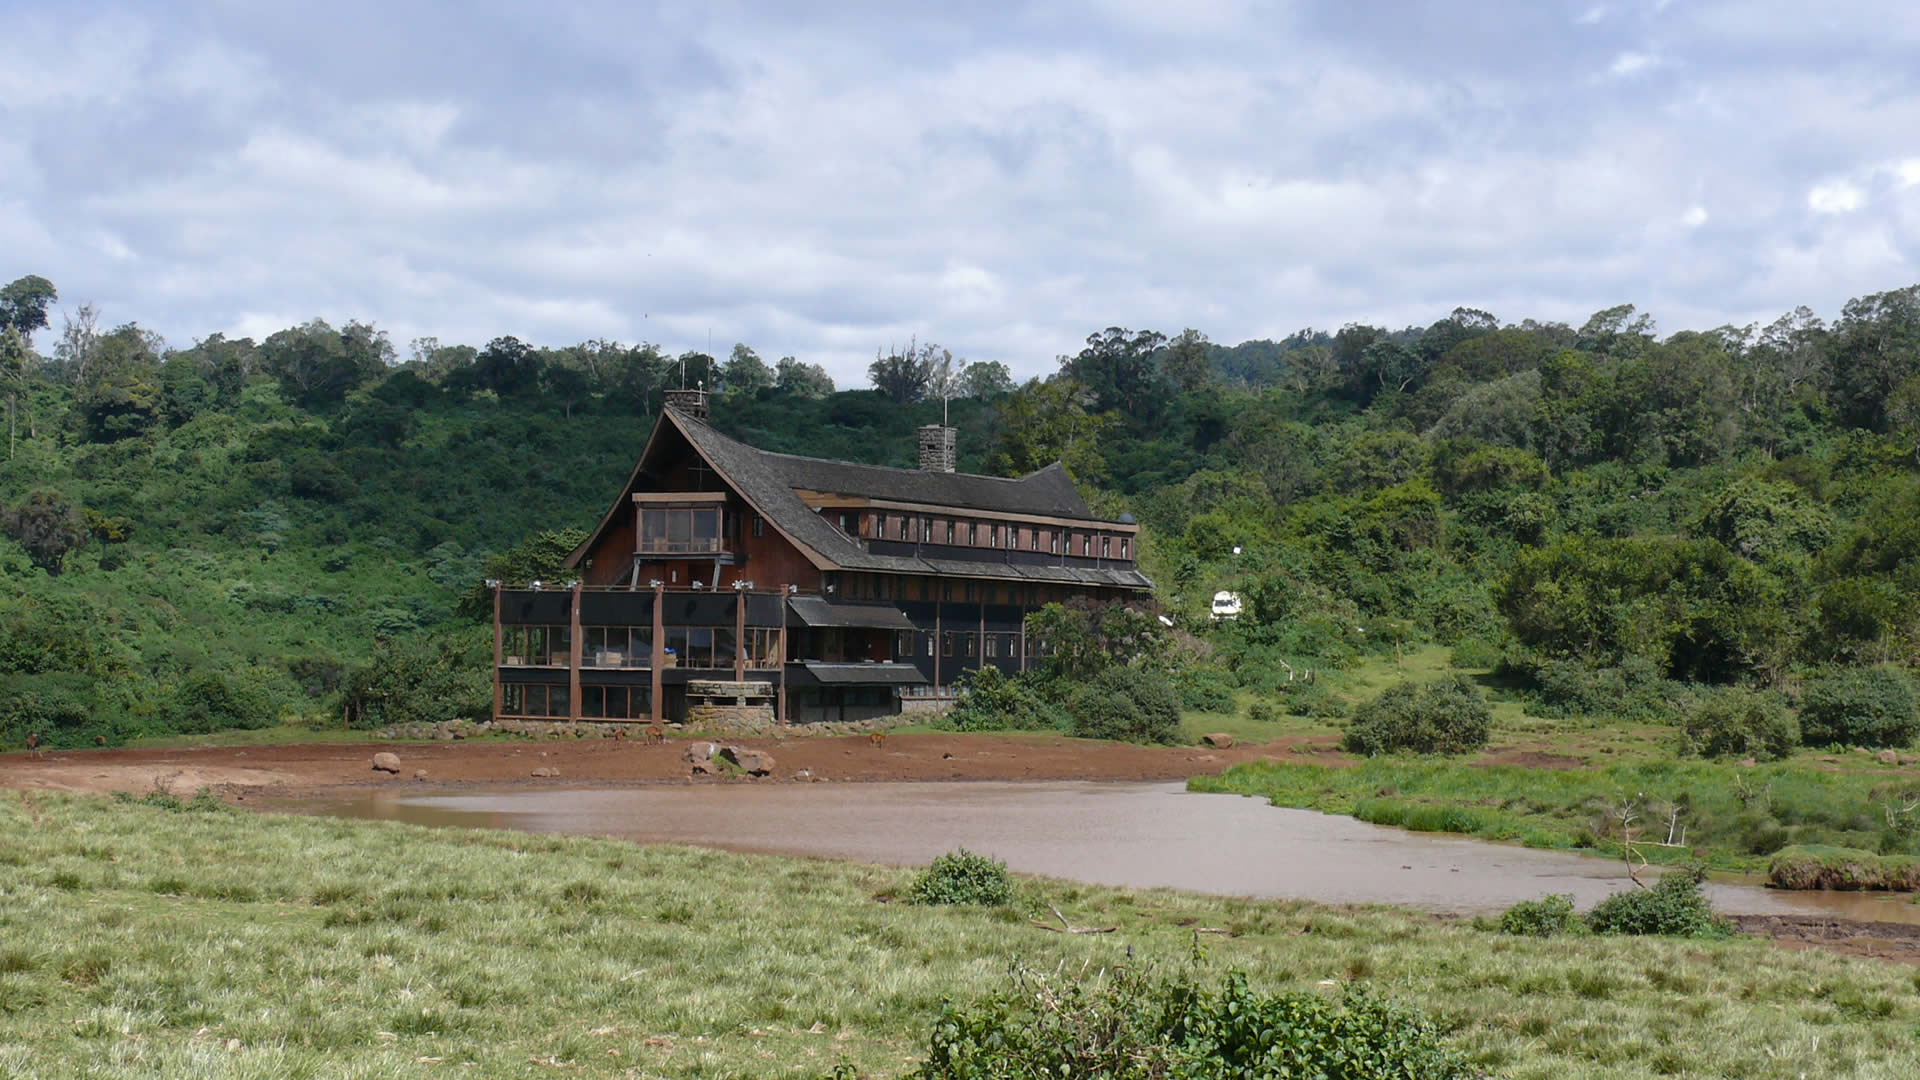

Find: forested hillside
[4,269,1920,746]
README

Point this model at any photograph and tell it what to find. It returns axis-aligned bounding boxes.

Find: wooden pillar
[1019,608,1028,674]
[933,600,943,692]
[650,579,665,724]
[491,584,504,719]
[977,598,986,676]
[777,603,790,724]
[568,580,583,721]
[733,586,747,681]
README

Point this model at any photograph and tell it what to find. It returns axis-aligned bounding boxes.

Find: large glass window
[502,625,571,666]
[640,506,724,554]
[582,626,652,667]
[503,683,571,717]
[582,686,650,719]
[663,627,738,668]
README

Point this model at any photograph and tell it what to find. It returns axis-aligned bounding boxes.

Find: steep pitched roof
[565,407,1151,590]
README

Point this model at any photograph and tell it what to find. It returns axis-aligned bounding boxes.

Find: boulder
[718,745,774,776]
[413,769,429,781]
[1738,758,1757,769]
[531,766,560,778]
[1879,749,1900,766]
[1202,733,1235,749]
[682,742,718,764]
[371,752,402,774]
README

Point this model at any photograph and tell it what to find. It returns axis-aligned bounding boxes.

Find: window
[752,514,764,537]
[1101,536,1112,558]
[989,524,1000,547]
[503,625,571,666]
[898,516,910,540]
[1120,537,1130,559]
[963,634,977,658]
[663,627,737,668]
[1081,534,1091,556]
[945,520,956,544]
[582,626,651,667]
[920,517,932,542]
[896,631,913,657]
[640,506,723,554]
[1031,527,1040,551]
[1050,531,1059,554]
[985,635,998,658]
[839,513,853,535]
[942,633,955,657]
[506,683,569,717]
[969,522,978,545]
[1006,527,1018,550]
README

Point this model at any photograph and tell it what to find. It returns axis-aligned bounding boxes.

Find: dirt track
[0,732,1334,799]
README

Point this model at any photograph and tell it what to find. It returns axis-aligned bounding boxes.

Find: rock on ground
[718,746,775,776]
[1202,733,1235,749]
[371,752,402,774]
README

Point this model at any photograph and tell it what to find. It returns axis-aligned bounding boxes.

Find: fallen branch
[1030,904,1117,934]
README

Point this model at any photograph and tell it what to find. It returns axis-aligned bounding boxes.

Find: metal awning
[787,596,918,630]
[799,662,929,686]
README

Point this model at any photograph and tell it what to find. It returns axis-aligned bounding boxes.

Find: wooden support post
[777,608,789,725]
[933,600,943,692]
[1020,609,1028,674]
[978,601,986,676]
[568,580,583,721]
[651,579,665,724]
[733,586,747,681]
[492,584,504,720]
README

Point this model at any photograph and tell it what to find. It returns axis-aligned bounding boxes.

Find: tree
[0,275,56,336]
[721,343,774,396]
[260,319,390,407]
[1577,303,1656,358]
[1830,285,1920,430]
[868,338,945,405]
[1161,328,1212,393]
[985,377,1113,481]
[0,328,29,457]
[774,355,835,398]
[958,360,1012,399]
[1,491,88,576]
[1060,327,1167,416]
[51,302,100,387]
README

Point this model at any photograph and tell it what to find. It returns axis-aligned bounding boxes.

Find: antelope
[25,733,41,759]
[646,721,667,745]
[868,731,886,749]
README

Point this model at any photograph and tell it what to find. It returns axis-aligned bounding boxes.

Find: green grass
[1192,758,1920,872]
[5,791,1920,1078]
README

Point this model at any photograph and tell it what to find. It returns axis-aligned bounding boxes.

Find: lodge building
[490,389,1153,725]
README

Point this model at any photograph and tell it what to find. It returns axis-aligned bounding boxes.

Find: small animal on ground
[869,732,886,749]
[95,734,106,747]
[646,722,667,745]
[25,732,41,758]
[612,726,627,741]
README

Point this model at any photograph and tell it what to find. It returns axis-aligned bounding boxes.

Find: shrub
[944,667,1069,733]
[1585,870,1724,937]
[1528,657,1678,725]
[1174,669,1236,714]
[1067,666,1182,745]
[1681,687,1797,761]
[1800,668,1919,748]
[909,849,1015,907]
[339,630,491,729]
[1498,894,1583,937]
[1342,676,1492,756]
[914,966,1473,1080]
[1767,845,1920,891]
[1447,638,1502,670]
[1246,701,1282,724]
[163,672,275,734]
[0,673,134,749]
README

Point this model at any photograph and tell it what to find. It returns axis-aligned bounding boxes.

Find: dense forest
[4,268,1920,747]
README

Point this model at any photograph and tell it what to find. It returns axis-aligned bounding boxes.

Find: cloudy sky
[3,0,1918,382]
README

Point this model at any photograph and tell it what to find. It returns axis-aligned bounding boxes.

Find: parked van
[1210,591,1243,622]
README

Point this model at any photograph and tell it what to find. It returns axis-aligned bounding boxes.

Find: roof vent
[665,388,710,422]
[918,424,957,473]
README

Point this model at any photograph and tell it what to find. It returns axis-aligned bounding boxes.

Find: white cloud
[1808,180,1866,215]
[1608,51,1659,77]
[1576,5,1608,24]
[1681,205,1709,227]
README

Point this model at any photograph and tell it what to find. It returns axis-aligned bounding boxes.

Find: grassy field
[3,791,1920,1078]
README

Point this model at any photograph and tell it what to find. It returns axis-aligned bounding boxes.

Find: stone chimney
[664,387,710,422]
[918,424,957,473]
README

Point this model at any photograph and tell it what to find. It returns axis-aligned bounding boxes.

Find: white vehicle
[1210,590,1243,622]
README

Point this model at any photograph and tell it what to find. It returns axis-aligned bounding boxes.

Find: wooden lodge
[490,389,1153,725]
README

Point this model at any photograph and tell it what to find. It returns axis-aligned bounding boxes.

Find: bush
[0,673,134,749]
[1247,701,1282,724]
[914,966,1473,1080]
[339,630,491,729]
[1342,676,1492,756]
[163,672,275,734]
[1528,657,1678,725]
[1067,666,1182,744]
[1681,687,1797,761]
[1800,668,1919,748]
[1498,894,1583,937]
[1585,870,1724,937]
[909,849,1015,907]
[1447,638,1502,670]
[1767,845,1920,891]
[944,667,1069,733]
[1174,669,1236,714]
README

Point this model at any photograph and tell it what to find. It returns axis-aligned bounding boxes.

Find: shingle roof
[566,407,1151,592]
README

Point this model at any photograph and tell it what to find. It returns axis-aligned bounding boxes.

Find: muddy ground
[5,733,1919,964]
[0,731,1334,799]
